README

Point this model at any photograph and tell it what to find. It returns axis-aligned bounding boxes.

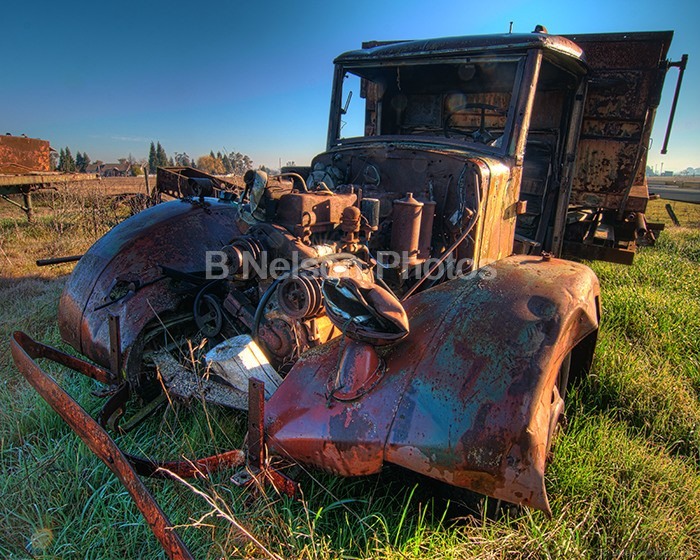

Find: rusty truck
[11,27,686,558]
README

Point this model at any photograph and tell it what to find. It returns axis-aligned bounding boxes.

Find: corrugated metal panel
[566,32,673,211]
[0,136,51,173]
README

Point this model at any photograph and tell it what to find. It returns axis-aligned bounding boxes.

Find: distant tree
[59,147,76,172]
[221,153,233,174]
[148,142,157,173]
[242,154,253,172]
[226,151,252,175]
[76,152,84,172]
[285,161,296,167]
[174,152,192,167]
[230,151,242,174]
[156,142,168,168]
[66,148,76,171]
[49,150,58,171]
[131,164,143,176]
[82,152,91,170]
[196,155,225,174]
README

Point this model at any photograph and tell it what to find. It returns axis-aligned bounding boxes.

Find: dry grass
[0,178,145,279]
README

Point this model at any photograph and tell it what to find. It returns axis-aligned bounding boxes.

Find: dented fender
[265,255,600,513]
[59,198,241,376]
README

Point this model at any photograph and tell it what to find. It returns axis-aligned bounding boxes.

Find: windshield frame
[326,52,535,159]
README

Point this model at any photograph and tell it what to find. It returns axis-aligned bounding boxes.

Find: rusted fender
[265,255,600,514]
[59,198,241,376]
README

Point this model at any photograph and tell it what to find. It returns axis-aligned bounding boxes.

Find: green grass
[1,194,699,558]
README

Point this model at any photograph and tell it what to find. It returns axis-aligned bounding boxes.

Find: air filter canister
[390,192,423,266]
[360,197,381,228]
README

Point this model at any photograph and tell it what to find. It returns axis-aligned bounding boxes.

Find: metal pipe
[273,172,308,192]
[635,212,648,236]
[0,193,29,211]
[36,254,83,266]
[661,54,688,155]
[665,203,681,227]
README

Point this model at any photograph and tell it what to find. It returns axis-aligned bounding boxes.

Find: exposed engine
[201,153,480,373]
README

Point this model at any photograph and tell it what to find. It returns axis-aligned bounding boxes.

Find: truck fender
[385,255,600,514]
[58,198,241,378]
[266,255,600,514]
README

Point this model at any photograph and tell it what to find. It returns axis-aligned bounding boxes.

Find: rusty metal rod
[23,192,34,221]
[665,203,681,226]
[10,331,195,560]
[12,330,116,385]
[36,254,83,266]
[0,193,30,211]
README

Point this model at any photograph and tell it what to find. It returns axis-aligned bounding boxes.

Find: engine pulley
[277,274,324,320]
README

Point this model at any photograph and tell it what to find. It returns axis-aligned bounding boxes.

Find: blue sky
[2,0,698,171]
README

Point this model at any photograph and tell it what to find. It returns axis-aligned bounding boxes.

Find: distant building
[86,161,132,177]
[661,170,674,176]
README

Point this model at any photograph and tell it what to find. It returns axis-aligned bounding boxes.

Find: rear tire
[546,351,571,460]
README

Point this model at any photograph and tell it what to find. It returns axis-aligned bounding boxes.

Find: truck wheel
[546,351,571,460]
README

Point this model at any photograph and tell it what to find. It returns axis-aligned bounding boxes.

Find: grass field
[1,184,699,559]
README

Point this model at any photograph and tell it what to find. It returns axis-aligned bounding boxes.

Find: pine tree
[64,148,76,172]
[58,148,66,172]
[148,142,157,174]
[156,142,168,168]
[83,152,91,170]
[76,152,84,172]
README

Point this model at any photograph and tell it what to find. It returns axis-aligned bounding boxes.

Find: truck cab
[313,29,674,265]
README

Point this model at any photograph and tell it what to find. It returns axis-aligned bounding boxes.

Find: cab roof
[334,32,586,66]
